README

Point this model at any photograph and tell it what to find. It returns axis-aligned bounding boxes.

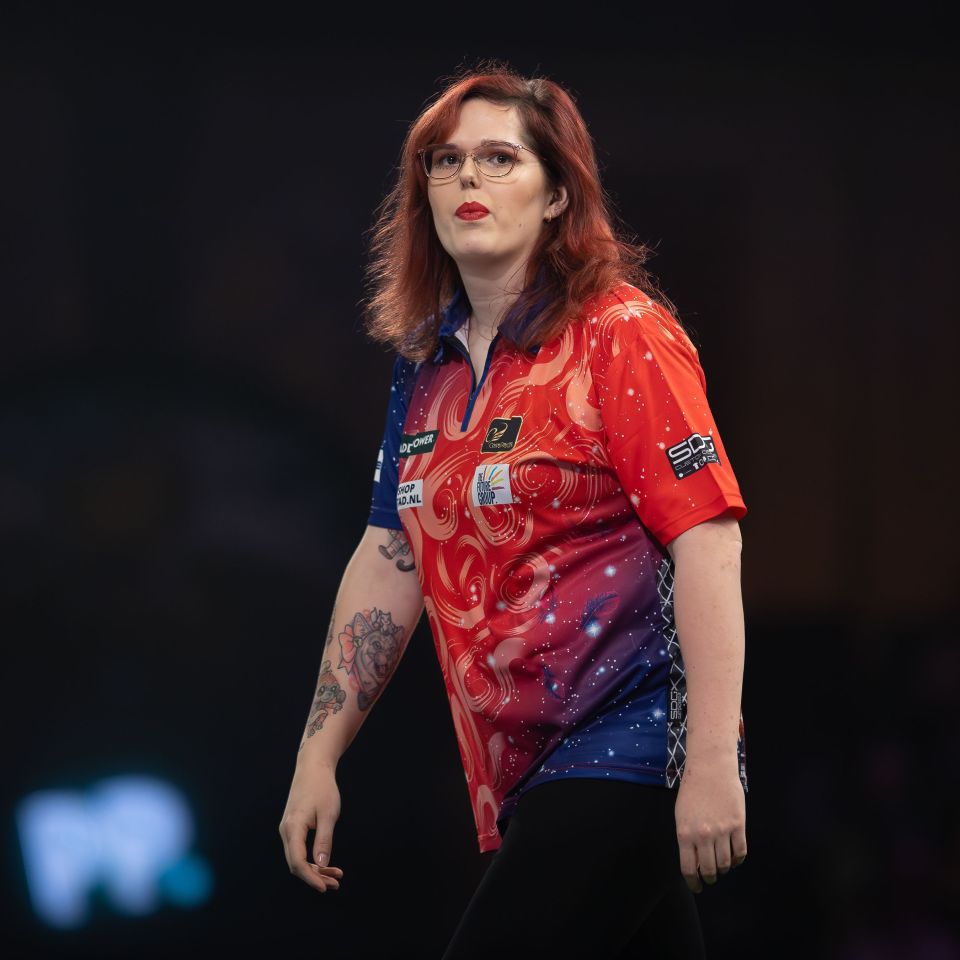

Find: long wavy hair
[360,59,679,363]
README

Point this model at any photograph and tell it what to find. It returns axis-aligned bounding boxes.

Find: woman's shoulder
[584,280,679,327]
[580,281,699,365]
[383,351,425,411]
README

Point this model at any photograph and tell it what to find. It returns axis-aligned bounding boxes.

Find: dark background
[2,5,957,958]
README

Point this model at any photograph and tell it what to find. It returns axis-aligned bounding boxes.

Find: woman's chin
[450,241,503,264]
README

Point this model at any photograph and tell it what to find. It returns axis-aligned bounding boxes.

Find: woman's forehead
[442,100,525,145]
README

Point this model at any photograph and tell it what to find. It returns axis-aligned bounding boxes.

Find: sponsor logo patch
[667,432,721,479]
[669,685,685,722]
[480,416,523,453]
[471,464,515,506]
[396,479,424,511]
[399,430,438,458]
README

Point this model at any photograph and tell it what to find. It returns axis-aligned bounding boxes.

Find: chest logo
[480,416,523,453]
[397,479,424,511]
[399,430,438,458]
[472,464,516,506]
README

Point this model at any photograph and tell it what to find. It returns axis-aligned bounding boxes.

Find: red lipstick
[456,202,489,220]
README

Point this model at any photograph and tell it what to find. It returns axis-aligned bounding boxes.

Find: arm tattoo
[301,658,347,744]
[378,527,416,573]
[322,607,336,654]
[338,608,406,710]
[300,606,406,747]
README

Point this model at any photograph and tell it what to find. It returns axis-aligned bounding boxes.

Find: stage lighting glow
[16,774,213,928]
[158,853,214,906]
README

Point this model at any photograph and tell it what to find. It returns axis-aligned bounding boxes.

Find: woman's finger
[731,821,748,867]
[281,817,338,892]
[279,817,310,875]
[678,833,702,893]
[299,863,340,892]
[715,831,734,875]
[305,875,338,892]
[696,837,719,885]
[312,871,340,891]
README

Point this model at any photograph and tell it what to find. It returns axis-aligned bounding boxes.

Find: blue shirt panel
[368,354,419,529]
[366,289,472,529]
[494,687,675,836]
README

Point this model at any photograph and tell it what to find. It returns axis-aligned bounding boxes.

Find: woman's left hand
[675,756,747,893]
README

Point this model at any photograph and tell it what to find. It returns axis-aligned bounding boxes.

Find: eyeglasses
[417,139,541,181]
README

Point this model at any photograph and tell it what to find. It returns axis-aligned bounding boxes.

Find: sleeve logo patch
[396,479,424,511]
[667,432,721,479]
[399,430,438,458]
[374,445,384,483]
[480,416,523,452]
[472,464,516,506]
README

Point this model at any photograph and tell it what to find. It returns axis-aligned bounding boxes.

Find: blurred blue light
[158,854,214,906]
[16,774,213,928]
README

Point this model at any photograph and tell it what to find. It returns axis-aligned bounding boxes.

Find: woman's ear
[551,183,569,216]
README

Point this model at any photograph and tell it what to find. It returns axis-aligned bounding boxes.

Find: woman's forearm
[667,516,745,767]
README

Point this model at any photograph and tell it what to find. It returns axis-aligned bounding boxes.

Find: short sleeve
[367,354,415,529]
[592,296,747,547]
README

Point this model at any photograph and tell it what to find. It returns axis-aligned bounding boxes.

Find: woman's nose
[458,154,481,186]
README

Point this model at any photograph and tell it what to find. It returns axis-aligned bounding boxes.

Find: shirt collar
[431,278,546,364]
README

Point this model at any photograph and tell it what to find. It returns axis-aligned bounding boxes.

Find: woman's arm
[279,523,425,893]
[665,513,748,892]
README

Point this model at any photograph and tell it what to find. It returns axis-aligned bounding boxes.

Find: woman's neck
[466,312,494,344]
[458,256,529,342]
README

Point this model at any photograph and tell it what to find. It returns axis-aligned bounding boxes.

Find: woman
[279,61,748,958]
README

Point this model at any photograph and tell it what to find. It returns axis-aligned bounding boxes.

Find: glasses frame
[416,139,542,181]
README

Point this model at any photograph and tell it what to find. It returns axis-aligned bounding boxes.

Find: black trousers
[441,777,706,959]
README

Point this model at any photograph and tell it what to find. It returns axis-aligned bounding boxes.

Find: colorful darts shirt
[367,280,748,853]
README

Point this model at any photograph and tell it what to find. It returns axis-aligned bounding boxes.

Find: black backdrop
[2,6,958,958]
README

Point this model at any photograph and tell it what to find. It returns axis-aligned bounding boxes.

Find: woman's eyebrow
[435,138,513,149]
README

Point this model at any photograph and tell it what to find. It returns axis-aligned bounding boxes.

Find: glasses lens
[421,143,518,179]
[475,143,517,177]
[423,146,463,179]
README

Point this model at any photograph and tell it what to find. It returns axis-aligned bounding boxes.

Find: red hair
[360,59,679,362]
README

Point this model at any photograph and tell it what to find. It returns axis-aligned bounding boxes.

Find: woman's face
[424,98,564,272]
